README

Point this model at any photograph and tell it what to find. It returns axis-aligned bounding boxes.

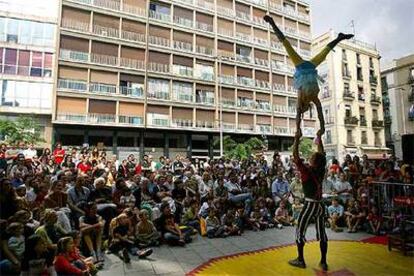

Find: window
[344,82,350,93]
[43,24,55,47]
[372,109,378,120]
[43,53,53,77]
[358,86,364,100]
[0,17,5,41]
[31,51,43,76]
[1,80,52,109]
[357,67,363,81]
[18,50,30,76]
[325,130,332,144]
[342,49,347,60]
[374,132,380,145]
[4,48,17,74]
[347,130,353,143]
[342,63,349,77]
[345,104,351,117]
[194,63,214,81]
[356,53,361,64]
[19,20,31,45]
[361,131,367,144]
[149,3,170,14]
[6,19,19,43]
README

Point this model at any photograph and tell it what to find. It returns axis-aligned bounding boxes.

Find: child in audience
[291,198,303,225]
[367,206,383,235]
[249,205,268,231]
[344,199,362,233]
[221,209,241,236]
[205,209,225,238]
[182,199,200,233]
[119,187,136,209]
[6,222,25,262]
[327,198,344,232]
[274,200,293,227]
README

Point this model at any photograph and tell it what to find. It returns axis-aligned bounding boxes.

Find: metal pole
[219,58,223,157]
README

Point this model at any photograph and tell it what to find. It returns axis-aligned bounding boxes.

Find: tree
[214,135,265,160]
[0,116,45,146]
[289,137,314,159]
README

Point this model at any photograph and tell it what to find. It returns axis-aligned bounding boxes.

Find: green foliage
[289,137,314,159]
[0,116,45,146]
[215,135,265,160]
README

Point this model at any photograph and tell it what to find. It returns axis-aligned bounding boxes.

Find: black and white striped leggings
[295,200,328,244]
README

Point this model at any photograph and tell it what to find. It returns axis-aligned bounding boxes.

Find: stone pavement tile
[125,270,157,276]
[180,262,199,273]
[152,260,186,275]
[158,272,186,276]
[124,259,155,273]
[99,261,124,276]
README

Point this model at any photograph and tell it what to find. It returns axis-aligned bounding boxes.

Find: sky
[309,0,414,64]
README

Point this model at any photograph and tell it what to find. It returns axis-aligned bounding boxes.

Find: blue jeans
[229,193,253,213]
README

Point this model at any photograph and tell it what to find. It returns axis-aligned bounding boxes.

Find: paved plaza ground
[100,226,372,276]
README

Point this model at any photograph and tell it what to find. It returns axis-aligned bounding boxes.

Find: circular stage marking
[187,240,413,275]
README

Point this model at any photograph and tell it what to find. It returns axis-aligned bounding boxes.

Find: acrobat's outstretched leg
[311,33,354,67]
[264,15,303,66]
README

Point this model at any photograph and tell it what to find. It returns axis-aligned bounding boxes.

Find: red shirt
[77,162,91,173]
[295,158,322,200]
[53,149,65,164]
[54,254,83,275]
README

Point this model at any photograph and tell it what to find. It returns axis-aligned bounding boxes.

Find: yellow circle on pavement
[188,240,413,276]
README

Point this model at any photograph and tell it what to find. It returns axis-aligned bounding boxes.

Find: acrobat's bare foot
[338,33,354,40]
[263,15,274,25]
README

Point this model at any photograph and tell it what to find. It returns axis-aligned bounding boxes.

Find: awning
[365,153,392,160]
[361,146,391,151]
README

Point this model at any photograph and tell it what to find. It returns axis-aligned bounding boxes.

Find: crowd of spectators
[0,141,413,275]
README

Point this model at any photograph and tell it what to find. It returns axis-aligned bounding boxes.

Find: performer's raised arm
[292,129,302,162]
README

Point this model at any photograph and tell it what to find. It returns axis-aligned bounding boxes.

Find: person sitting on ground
[327,198,344,232]
[182,199,200,233]
[44,180,72,232]
[163,214,191,246]
[79,202,104,263]
[21,235,56,276]
[221,209,241,236]
[367,206,383,235]
[333,173,353,202]
[6,222,25,264]
[291,197,304,225]
[35,209,68,252]
[54,236,91,276]
[344,199,362,233]
[205,209,226,238]
[119,187,136,209]
[271,172,291,206]
[274,200,294,227]
[249,204,268,231]
[136,209,160,247]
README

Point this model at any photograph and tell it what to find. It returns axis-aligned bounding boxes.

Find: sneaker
[319,262,328,271]
[122,248,130,264]
[288,258,306,269]
[277,224,283,229]
[138,248,153,259]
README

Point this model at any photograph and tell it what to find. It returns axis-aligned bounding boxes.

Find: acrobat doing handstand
[264,15,354,141]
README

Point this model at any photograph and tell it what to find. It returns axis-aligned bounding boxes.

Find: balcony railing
[273,83,286,92]
[217,50,234,60]
[120,57,144,70]
[370,95,382,105]
[94,0,120,10]
[256,101,271,112]
[223,123,236,131]
[343,91,355,100]
[236,54,252,63]
[238,124,255,132]
[148,35,170,47]
[150,118,170,127]
[60,49,89,62]
[344,116,358,126]
[237,76,254,87]
[92,25,119,38]
[195,22,213,33]
[220,75,235,85]
[120,86,144,98]
[236,11,251,22]
[285,26,298,36]
[88,113,116,123]
[235,32,251,43]
[274,105,296,115]
[255,58,269,67]
[274,126,293,135]
[303,127,316,137]
[222,98,236,107]
[121,30,145,43]
[173,93,193,102]
[256,125,272,134]
[255,80,270,89]
[172,65,193,77]
[196,94,215,105]
[195,0,214,11]
[173,40,193,52]
[89,82,117,94]
[61,18,89,32]
[149,10,171,22]
[286,85,298,94]
[360,118,367,126]
[173,16,194,28]
[148,62,170,73]
[252,15,266,27]
[216,6,234,17]
[196,120,215,129]
[57,79,87,91]
[196,45,214,56]
[218,28,233,37]
[271,41,284,52]
[172,119,193,128]
[372,120,384,128]
[56,113,87,123]
[122,4,146,17]
[237,99,256,109]
[147,91,170,100]
[370,76,378,85]
[119,115,143,125]
[90,53,118,66]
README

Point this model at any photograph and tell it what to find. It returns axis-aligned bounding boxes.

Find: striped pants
[295,201,328,244]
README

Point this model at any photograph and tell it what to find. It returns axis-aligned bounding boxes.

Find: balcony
[252,37,268,47]
[60,49,89,62]
[255,80,270,90]
[172,119,193,128]
[299,49,311,57]
[256,101,271,112]
[149,10,171,22]
[196,45,214,56]
[271,41,284,52]
[286,85,298,94]
[220,75,235,85]
[148,62,170,73]
[196,121,215,129]
[370,76,378,85]
[274,105,296,116]
[217,50,234,60]
[57,79,87,91]
[303,127,316,137]
[196,93,215,105]
[274,127,292,135]
[120,58,144,70]
[237,76,254,87]
[238,124,255,132]
[372,119,384,128]
[252,15,266,27]
[196,22,213,33]
[173,16,194,28]
[94,0,120,10]
[89,82,117,94]
[122,4,146,17]
[223,123,236,131]
[370,94,382,105]
[195,0,214,12]
[121,30,145,43]
[358,93,365,101]
[147,91,170,100]
[172,65,193,77]
[120,86,144,98]
[150,118,170,127]
[254,58,269,67]
[343,91,355,100]
[237,98,256,109]
[173,40,193,52]
[347,139,356,146]
[256,125,272,134]
[235,32,251,43]
[273,83,286,92]
[217,27,233,37]
[222,98,236,108]
[344,116,358,126]
[90,53,118,66]
[61,18,89,32]
[342,70,351,79]
[92,25,119,39]
[173,93,193,102]
[119,115,143,125]
[148,35,170,47]
[236,54,252,64]
[360,117,367,126]
[285,26,298,37]
[88,113,116,124]
[236,11,251,22]
[216,6,234,17]
[56,113,87,123]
